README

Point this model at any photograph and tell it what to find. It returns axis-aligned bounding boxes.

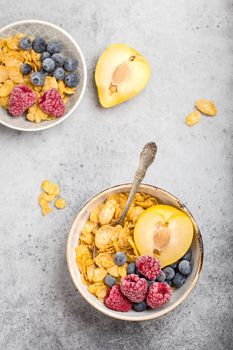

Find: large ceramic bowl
[67,184,203,321]
[0,20,87,131]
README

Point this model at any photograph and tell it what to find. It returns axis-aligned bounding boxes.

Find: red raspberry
[104,285,132,312]
[39,88,65,118]
[146,282,172,308]
[120,274,148,303]
[136,255,161,280]
[8,85,36,117]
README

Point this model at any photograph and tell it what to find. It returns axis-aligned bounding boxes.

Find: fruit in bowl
[67,184,203,321]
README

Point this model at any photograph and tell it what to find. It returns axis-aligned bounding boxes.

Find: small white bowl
[67,183,203,321]
[0,20,87,131]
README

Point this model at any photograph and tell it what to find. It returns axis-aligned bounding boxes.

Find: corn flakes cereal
[76,192,159,302]
[0,65,9,82]
[54,198,66,209]
[0,79,14,97]
[195,99,217,116]
[38,179,66,216]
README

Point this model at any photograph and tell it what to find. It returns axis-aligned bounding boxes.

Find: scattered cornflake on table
[185,111,201,127]
[195,99,217,116]
[38,179,66,216]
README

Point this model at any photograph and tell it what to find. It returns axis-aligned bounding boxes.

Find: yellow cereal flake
[38,198,52,216]
[0,65,9,82]
[41,179,60,196]
[107,264,119,277]
[95,225,116,249]
[0,80,14,97]
[42,76,58,93]
[54,198,66,209]
[98,200,116,225]
[94,252,115,269]
[185,111,201,127]
[195,99,217,116]
[92,267,107,282]
[0,96,9,108]
[7,66,23,83]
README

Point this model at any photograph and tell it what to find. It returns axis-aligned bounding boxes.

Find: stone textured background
[0,1,232,349]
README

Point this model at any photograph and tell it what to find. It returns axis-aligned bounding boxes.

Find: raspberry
[104,285,132,312]
[146,282,172,308]
[136,255,161,280]
[8,85,36,117]
[120,274,148,303]
[39,88,65,118]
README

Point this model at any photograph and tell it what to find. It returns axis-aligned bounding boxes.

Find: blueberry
[32,37,46,53]
[114,252,126,266]
[127,263,136,275]
[170,262,178,270]
[19,37,32,50]
[47,41,62,55]
[178,260,192,276]
[156,271,166,282]
[166,280,173,287]
[52,53,65,67]
[147,280,154,288]
[42,58,55,72]
[64,57,78,72]
[40,52,51,61]
[40,68,49,76]
[104,275,116,287]
[30,72,45,86]
[54,67,65,80]
[173,272,186,288]
[133,301,147,312]
[20,63,32,75]
[163,267,175,281]
[182,249,192,261]
[64,72,80,87]
[135,268,143,278]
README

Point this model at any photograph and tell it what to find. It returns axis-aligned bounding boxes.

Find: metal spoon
[113,141,157,226]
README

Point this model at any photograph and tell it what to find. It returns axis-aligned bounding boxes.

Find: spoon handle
[118,142,157,225]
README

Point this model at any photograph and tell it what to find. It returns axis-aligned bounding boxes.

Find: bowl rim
[0,19,87,132]
[67,183,204,321]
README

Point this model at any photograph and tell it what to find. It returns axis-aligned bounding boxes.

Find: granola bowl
[0,20,86,131]
[67,183,203,321]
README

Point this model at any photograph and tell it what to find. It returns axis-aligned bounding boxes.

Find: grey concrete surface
[0,0,232,349]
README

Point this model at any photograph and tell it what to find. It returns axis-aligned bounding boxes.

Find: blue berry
[163,266,175,280]
[178,260,192,276]
[127,263,136,275]
[104,275,116,287]
[182,249,192,261]
[19,37,32,50]
[156,271,166,282]
[47,41,62,55]
[133,301,147,312]
[64,72,80,87]
[20,63,32,75]
[173,272,186,288]
[170,262,178,269]
[30,72,45,86]
[40,68,49,76]
[42,58,55,72]
[147,280,154,288]
[54,67,65,80]
[52,53,65,67]
[114,252,126,266]
[32,37,46,53]
[166,280,173,287]
[64,57,78,72]
[40,52,51,61]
